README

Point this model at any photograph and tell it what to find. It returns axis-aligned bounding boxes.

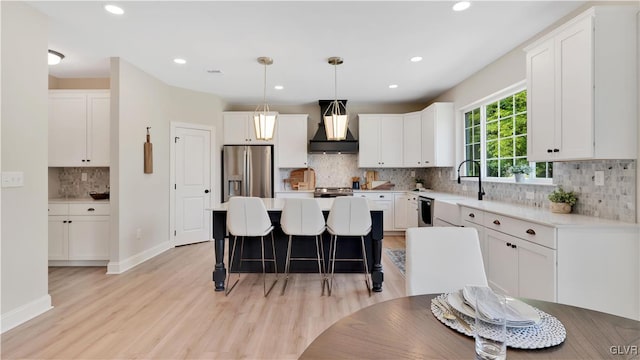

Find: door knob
[204,189,210,193]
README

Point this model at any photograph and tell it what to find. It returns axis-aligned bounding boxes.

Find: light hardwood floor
[2,236,406,359]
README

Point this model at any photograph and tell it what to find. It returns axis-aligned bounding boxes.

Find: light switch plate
[595,171,604,186]
[81,172,88,182]
[1,171,24,188]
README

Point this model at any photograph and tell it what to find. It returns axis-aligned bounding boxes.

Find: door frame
[169,122,216,247]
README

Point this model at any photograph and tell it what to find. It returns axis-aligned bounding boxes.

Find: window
[463,87,552,181]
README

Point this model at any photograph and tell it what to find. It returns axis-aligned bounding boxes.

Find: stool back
[227,197,272,237]
[281,198,325,236]
[327,197,371,236]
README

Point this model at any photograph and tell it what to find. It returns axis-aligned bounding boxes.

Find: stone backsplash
[278,154,429,190]
[426,160,636,222]
[49,167,110,199]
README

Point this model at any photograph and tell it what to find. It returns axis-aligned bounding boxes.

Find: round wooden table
[300,294,640,359]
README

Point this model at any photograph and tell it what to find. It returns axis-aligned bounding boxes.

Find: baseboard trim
[1,295,52,333]
[49,260,108,267]
[106,241,171,274]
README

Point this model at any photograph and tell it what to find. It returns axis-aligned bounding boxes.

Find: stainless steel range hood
[308,100,358,154]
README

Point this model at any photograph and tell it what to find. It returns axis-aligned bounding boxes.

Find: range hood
[308,100,358,154]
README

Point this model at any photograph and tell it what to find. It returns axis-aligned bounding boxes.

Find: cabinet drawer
[483,212,556,249]
[356,192,393,200]
[48,203,69,216]
[69,203,110,216]
[460,206,484,225]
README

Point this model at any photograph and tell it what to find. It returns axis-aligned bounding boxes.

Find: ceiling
[29,1,586,106]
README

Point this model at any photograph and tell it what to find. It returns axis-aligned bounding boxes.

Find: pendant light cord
[263,63,267,110]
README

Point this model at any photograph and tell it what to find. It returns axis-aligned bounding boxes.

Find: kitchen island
[210,198,385,292]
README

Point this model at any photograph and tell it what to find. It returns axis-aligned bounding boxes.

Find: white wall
[108,58,225,273]
[1,1,51,332]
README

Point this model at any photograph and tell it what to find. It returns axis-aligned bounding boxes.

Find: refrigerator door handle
[242,148,248,196]
[246,147,253,196]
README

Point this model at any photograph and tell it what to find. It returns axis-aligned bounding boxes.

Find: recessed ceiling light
[452,1,471,12]
[48,49,65,65]
[410,56,423,62]
[174,58,187,65]
[104,4,124,15]
[206,69,223,74]
[389,84,398,89]
[274,85,284,90]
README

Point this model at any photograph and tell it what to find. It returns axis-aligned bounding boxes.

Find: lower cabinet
[355,192,398,231]
[462,220,487,275]
[394,193,418,229]
[48,202,110,261]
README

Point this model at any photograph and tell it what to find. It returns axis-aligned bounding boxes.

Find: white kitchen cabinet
[402,112,422,167]
[277,114,308,168]
[48,90,110,167]
[48,202,110,262]
[462,220,487,274]
[525,6,637,161]
[421,103,454,167]
[358,115,403,168]
[355,192,397,231]
[223,111,277,145]
[393,193,418,229]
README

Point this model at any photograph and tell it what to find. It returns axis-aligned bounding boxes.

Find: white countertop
[49,198,110,203]
[275,190,314,193]
[414,190,636,228]
[210,198,382,212]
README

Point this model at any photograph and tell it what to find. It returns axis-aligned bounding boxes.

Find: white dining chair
[280,198,327,295]
[405,227,487,296]
[326,196,372,296]
[226,196,278,297]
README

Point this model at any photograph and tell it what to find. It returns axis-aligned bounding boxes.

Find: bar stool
[280,198,327,295]
[226,196,278,297]
[326,196,372,296]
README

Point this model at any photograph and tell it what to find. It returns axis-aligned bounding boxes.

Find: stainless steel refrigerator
[222,145,273,202]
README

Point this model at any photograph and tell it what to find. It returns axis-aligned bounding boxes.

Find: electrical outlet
[526,191,534,200]
[1,171,24,188]
[594,171,604,186]
[81,172,87,181]
[410,170,415,178]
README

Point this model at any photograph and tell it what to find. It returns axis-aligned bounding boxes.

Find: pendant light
[324,57,349,141]
[48,49,65,65]
[254,57,276,141]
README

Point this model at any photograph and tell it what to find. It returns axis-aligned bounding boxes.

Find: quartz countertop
[209,198,382,212]
[413,191,636,228]
[275,190,314,193]
[49,198,110,203]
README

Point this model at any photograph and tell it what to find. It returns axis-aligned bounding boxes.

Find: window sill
[458,177,554,187]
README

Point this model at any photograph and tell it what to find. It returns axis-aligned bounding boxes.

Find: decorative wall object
[144,126,153,174]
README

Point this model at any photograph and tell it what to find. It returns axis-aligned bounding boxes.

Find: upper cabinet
[358,114,403,168]
[277,114,308,168]
[48,90,110,167]
[421,102,454,167]
[525,6,637,162]
[223,111,277,145]
[402,112,422,167]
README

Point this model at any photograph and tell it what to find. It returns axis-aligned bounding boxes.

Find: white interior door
[175,126,212,246]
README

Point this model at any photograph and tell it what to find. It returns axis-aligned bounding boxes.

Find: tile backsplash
[49,167,110,199]
[426,160,636,222]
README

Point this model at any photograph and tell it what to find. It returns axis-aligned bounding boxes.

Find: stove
[314,187,354,198]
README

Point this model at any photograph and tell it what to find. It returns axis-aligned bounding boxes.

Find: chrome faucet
[457,160,485,200]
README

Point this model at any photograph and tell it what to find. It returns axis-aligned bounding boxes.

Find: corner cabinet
[276,114,308,168]
[48,90,110,167]
[358,115,403,168]
[525,6,637,161]
[223,111,277,145]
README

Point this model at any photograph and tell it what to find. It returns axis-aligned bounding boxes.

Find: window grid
[463,89,552,181]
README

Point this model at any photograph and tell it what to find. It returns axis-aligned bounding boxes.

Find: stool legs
[261,233,278,297]
[225,235,241,296]
[361,235,372,296]
[328,235,372,297]
[281,234,326,296]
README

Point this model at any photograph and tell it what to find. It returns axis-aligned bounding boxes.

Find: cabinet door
[374,199,394,232]
[517,240,556,301]
[87,93,110,166]
[223,113,250,144]
[421,105,436,166]
[526,38,556,162]
[48,93,87,166]
[379,115,403,167]
[406,196,418,228]
[48,216,68,260]
[277,114,308,168]
[358,115,380,167]
[462,220,487,275]
[68,216,110,260]
[486,229,518,297]
[556,16,593,160]
[403,112,422,167]
[393,193,407,229]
